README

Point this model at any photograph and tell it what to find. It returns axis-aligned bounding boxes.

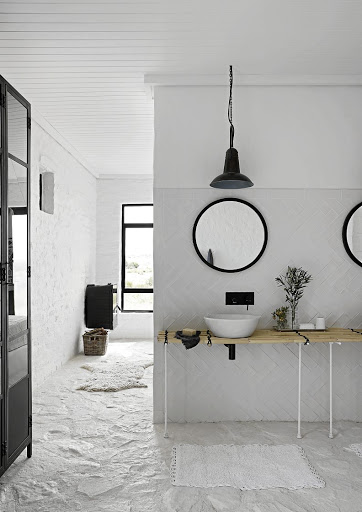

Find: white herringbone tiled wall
[153,188,362,423]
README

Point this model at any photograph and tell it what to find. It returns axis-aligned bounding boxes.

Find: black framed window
[121,204,153,312]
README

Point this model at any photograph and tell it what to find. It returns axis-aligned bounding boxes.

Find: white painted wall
[96,175,153,338]
[153,86,362,423]
[31,110,97,388]
[154,86,362,189]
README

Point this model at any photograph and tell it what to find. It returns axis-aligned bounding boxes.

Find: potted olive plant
[275,266,312,330]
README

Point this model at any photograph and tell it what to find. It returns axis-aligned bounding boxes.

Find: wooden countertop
[157,328,362,344]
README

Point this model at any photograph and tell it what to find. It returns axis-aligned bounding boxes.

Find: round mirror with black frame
[192,198,268,273]
[342,202,362,268]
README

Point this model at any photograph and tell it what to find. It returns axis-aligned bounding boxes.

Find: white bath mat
[171,444,325,491]
[77,358,153,392]
[346,444,362,458]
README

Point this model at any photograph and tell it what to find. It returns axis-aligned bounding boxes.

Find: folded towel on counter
[175,330,201,350]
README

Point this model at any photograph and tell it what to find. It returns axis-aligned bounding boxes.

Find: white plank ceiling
[1,0,362,175]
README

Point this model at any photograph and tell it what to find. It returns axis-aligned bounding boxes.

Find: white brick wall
[31,114,97,388]
[96,175,153,338]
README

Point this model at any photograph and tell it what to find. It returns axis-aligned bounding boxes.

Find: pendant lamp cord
[228,65,234,148]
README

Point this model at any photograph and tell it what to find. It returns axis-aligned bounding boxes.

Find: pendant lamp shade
[210,148,254,189]
[210,66,254,189]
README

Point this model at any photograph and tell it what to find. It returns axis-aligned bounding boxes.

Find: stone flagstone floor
[1,340,362,511]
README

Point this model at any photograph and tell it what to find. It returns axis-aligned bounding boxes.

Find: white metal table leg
[329,342,333,439]
[164,340,169,438]
[297,342,302,439]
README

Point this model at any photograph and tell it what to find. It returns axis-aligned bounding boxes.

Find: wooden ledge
[157,328,362,345]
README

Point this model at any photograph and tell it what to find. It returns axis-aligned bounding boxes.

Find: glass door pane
[7,158,28,389]
[7,93,27,164]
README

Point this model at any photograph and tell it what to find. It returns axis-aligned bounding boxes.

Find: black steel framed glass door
[0,76,4,475]
[0,75,31,476]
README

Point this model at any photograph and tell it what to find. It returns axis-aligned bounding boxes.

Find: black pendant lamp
[210,66,254,189]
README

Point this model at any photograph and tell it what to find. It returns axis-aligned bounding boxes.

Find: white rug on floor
[171,444,325,491]
[346,444,362,458]
[77,358,153,392]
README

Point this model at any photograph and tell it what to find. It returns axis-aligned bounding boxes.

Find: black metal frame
[342,202,362,268]
[0,208,28,216]
[192,198,268,273]
[0,73,5,477]
[0,74,31,477]
[121,204,153,313]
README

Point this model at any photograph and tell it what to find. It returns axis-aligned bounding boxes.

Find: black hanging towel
[85,284,114,329]
[175,331,201,349]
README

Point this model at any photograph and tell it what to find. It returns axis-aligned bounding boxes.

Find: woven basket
[83,333,108,356]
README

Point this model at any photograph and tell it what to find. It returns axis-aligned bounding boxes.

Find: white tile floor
[1,340,362,511]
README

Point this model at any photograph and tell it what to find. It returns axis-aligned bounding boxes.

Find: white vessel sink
[204,314,260,338]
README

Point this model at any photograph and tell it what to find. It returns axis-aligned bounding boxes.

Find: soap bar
[182,328,197,337]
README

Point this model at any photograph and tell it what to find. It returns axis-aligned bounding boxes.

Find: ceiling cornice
[145,74,362,87]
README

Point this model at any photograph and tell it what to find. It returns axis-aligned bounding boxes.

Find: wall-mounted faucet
[223,292,255,360]
[225,292,254,311]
